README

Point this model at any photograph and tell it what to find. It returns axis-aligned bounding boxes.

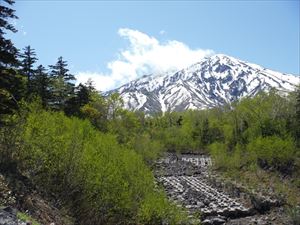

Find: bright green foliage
[205,90,299,175]
[108,109,141,144]
[0,116,23,171]
[209,142,228,169]
[17,212,41,225]
[163,126,195,153]
[138,191,188,225]
[209,142,243,171]
[132,134,163,164]
[146,90,299,176]
[3,0,298,223]
[107,92,124,120]
[81,91,107,122]
[247,136,295,172]
[16,108,185,225]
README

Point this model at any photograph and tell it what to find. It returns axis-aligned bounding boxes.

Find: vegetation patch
[17,212,41,225]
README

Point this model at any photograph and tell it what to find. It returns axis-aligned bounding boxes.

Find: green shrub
[132,133,163,164]
[209,142,243,171]
[17,212,41,225]
[164,127,195,153]
[209,142,229,170]
[247,136,295,172]
[17,109,185,225]
[138,191,188,225]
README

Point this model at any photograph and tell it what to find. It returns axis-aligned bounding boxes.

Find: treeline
[147,90,300,174]
[1,41,97,121]
[0,0,109,122]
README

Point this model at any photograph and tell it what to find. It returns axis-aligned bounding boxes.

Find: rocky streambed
[154,154,289,225]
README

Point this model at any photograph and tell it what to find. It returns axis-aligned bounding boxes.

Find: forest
[1,1,300,225]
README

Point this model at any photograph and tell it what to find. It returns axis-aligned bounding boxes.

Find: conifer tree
[32,65,51,107]
[85,78,96,94]
[76,83,90,107]
[0,0,24,121]
[48,56,75,110]
[65,83,90,116]
[19,45,37,96]
[65,79,96,116]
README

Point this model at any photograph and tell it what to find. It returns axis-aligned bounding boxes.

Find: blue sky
[8,0,300,91]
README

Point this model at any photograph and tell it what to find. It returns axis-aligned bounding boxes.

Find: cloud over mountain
[76,28,213,91]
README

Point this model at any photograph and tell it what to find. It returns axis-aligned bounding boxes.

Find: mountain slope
[109,54,298,114]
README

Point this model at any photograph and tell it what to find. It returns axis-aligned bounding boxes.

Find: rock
[3,207,17,215]
[202,219,212,225]
[0,207,18,225]
[0,175,16,206]
[251,218,258,224]
[271,216,276,221]
[256,218,267,225]
[202,216,226,225]
[155,153,284,224]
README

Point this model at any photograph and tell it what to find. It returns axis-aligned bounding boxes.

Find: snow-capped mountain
[108,54,299,114]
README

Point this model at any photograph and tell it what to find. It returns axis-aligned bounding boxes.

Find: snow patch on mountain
[107,54,299,114]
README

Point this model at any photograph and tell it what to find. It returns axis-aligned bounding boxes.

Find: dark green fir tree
[0,0,25,122]
[19,45,37,96]
[48,56,76,111]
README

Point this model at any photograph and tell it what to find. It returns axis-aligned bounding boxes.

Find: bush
[132,134,163,164]
[164,127,195,153]
[209,142,243,171]
[16,109,185,225]
[247,136,295,172]
[209,142,229,170]
[17,212,41,225]
[138,191,188,225]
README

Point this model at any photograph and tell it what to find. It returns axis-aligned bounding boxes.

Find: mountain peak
[108,55,298,114]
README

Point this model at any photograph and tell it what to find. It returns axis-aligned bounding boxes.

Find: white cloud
[76,28,214,91]
[76,72,116,92]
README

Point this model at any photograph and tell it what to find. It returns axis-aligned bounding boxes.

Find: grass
[17,212,41,225]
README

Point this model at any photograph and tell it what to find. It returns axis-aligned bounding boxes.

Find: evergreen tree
[85,78,96,94]
[0,0,24,121]
[19,45,37,96]
[32,65,51,107]
[65,83,91,116]
[48,56,75,110]
[76,83,90,106]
